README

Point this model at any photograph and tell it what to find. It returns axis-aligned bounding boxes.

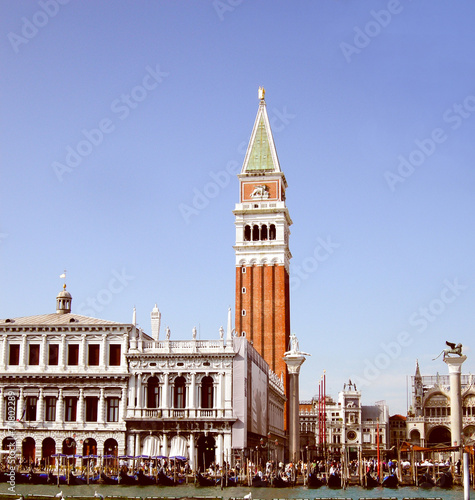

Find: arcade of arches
[2,436,119,467]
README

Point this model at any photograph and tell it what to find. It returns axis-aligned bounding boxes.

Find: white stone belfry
[151,304,161,340]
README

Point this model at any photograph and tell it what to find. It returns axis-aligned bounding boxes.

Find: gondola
[136,469,156,485]
[307,472,324,488]
[0,471,30,484]
[47,472,67,485]
[118,469,137,485]
[436,471,453,488]
[364,472,380,488]
[70,472,101,485]
[195,471,217,486]
[221,474,238,486]
[272,474,292,487]
[382,474,398,488]
[327,472,342,489]
[251,474,269,487]
[157,470,179,486]
[419,472,435,489]
[100,472,118,484]
[27,472,50,485]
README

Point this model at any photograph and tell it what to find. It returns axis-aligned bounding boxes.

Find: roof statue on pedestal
[284,332,311,357]
[433,341,463,360]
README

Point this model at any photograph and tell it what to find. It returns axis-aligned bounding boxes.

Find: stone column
[78,388,85,423]
[98,388,105,423]
[189,433,195,472]
[190,373,196,418]
[40,335,47,371]
[444,355,467,457]
[129,374,136,414]
[37,388,44,423]
[101,334,107,368]
[60,334,67,369]
[17,388,24,421]
[0,388,4,423]
[127,433,135,456]
[218,372,224,417]
[80,334,87,369]
[162,433,168,458]
[162,375,169,411]
[136,373,143,410]
[135,433,141,457]
[284,352,306,463]
[216,433,223,466]
[0,335,6,370]
[20,334,27,369]
[56,389,64,423]
[120,386,127,421]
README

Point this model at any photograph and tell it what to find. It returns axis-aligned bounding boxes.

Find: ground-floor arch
[197,435,215,471]
[22,436,35,465]
[42,437,56,467]
[427,426,451,447]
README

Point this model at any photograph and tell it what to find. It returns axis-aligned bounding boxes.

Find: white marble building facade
[0,288,130,467]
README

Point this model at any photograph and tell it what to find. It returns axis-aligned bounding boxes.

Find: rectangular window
[85,396,98,422]
[107,397,120,422]
[45,397,57,421]
[109,345,121,366]
[65,397,77,422]
[67,344,79,365]
[9,345,20,365]
[29,345,40,365]
[48,344,59,365]
[25,397,37,421]
[88,344,100,366]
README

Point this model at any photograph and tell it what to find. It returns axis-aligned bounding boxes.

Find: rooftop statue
[433,341,463,361]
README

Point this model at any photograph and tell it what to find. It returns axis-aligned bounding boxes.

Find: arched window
[201,376,214,409]
[174,376,186,409]
[261,225,268,240]
[252,225,260,241]
[269,224,276,240]
[244,225,251,241]
[147,376,160,408]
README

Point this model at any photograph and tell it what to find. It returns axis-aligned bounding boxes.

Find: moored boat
[307,472,324,488]
[382,473,398,488]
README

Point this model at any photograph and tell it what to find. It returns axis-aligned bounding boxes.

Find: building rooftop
[0,312,126,327]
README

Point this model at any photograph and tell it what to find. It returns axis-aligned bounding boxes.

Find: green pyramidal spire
[246,116,274,172]
[241,87,281,174]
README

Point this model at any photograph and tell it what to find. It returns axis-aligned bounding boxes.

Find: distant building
[407,360,475,448]
[299,380,389,461]
[389,414,407,452]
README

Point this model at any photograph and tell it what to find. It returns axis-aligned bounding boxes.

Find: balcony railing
[126,407,234,420]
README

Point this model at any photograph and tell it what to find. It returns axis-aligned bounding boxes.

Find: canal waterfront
[2,483,465,500]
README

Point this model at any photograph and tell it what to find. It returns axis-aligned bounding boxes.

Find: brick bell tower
[234,87,293,408]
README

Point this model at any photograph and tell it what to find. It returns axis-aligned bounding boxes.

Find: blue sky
[1,1,475,415]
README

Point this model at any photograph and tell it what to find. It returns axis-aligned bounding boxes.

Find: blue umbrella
[169,456,187,461]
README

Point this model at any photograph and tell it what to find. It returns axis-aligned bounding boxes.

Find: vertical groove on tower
[235,267,242,335]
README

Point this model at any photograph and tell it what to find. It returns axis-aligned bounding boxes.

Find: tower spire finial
[258,86,265,101]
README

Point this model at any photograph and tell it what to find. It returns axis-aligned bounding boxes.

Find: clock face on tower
[347,430,357,441]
